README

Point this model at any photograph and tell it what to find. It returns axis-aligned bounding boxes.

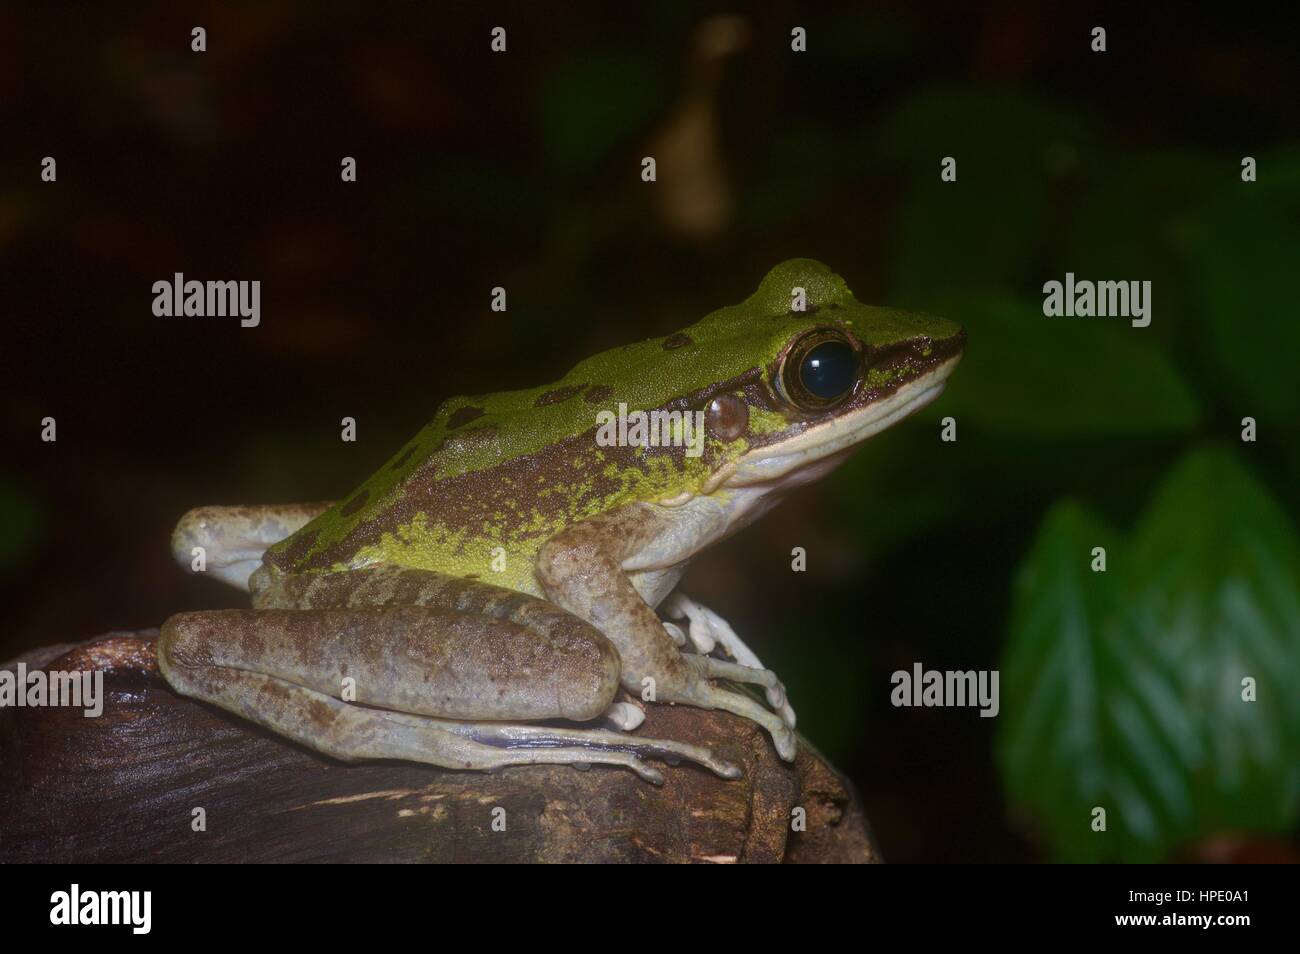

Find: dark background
[3,2,1298,862]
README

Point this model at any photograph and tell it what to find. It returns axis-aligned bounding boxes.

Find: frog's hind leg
[171,502,334,591]
[173,664,675,783]
[158,605,738,782]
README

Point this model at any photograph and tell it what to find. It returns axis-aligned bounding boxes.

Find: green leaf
[933,295,1199,438]
[998,501,1126,860]
[998,448,1300,861]
[1185,147,1300,423]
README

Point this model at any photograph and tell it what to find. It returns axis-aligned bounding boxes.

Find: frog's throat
[718,353,961,490]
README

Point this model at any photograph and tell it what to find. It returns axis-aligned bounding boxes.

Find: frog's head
[684,258,965,495]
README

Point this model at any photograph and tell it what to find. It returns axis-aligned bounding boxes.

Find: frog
[159,259,964,784]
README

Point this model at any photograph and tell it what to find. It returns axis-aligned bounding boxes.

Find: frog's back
[262,323,757,589]
[262,259,867,590]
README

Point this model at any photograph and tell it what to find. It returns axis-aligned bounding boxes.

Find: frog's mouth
[716,353,961,491]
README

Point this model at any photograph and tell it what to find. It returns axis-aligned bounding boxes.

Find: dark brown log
[0,632,880,863]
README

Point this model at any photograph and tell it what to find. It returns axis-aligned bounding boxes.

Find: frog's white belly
[622,479,802,608]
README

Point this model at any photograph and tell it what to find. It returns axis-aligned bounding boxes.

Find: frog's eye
[778,329,860,411]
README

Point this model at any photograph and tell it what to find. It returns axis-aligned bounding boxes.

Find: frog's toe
[675,677,799,763]
[682,654,797,727]
[662,620,688,647]
[602,701,645,731]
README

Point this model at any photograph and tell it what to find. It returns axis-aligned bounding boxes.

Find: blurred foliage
[816,83,1300,858]
[479,27,1300,859]
[998,449,1300,861]
[0,478,43,576]
[1187,147,1300,423]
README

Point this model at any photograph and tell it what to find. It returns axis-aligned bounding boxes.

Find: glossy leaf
[998,448,1300,861]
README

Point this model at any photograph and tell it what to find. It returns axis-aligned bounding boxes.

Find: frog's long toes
[780,703,797,730]
[773,727,798,762]
[717,760,743,780]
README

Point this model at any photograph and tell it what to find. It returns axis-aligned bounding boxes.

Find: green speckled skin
[263,258,962,596]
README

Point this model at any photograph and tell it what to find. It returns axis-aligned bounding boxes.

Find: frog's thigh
[171,502,333,591]
[158,608,735,781]
[159,605,619,723]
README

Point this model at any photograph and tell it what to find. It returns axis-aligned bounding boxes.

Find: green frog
[160,259,964,783]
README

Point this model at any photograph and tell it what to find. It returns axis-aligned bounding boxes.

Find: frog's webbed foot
[661,592,797,729]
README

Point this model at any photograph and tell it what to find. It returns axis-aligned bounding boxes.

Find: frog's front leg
[537,504,799,761]
[662,592,796,728]
[159,596,738,783]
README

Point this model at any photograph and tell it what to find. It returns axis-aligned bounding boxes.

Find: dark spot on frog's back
[584,384,614,404]
[340,490,370,516]
[447,406,486,429]
[663,333,692,351]
[535,384,585,407]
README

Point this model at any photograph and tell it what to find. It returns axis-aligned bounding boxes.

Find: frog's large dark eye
[778,329,860,411]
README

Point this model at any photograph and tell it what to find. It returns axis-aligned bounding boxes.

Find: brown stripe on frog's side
[583,384,614,404]
[270,526,321,568]
[262,326,966,576]
[662,333,692,350]
[265,366,787,573]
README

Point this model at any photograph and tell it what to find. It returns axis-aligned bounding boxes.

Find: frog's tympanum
[161,260,964,783]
